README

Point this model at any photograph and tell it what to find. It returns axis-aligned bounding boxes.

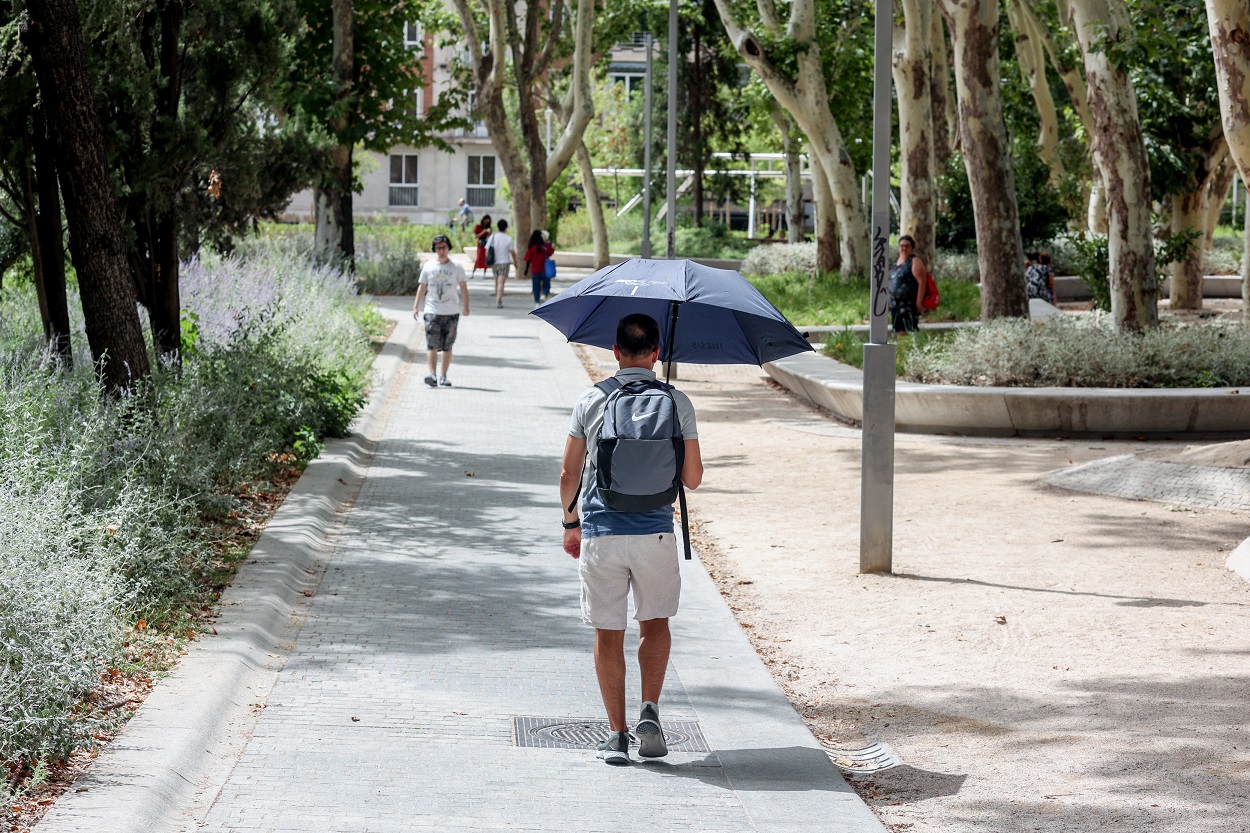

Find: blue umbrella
[529,258,812,366]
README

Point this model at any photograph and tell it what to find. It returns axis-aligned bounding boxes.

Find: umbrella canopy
[529,258,813,365]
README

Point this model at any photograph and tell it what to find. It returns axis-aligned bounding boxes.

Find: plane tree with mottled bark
[937,0,1028,320]
[1204,0,1250,322]
[1066,0,1159,330]
[449,0,597,253]
[710,0,872,277]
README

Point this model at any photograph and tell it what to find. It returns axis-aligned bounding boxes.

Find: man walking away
[559,314,703,765]
[413,234,470,387]
[489,219,517,308]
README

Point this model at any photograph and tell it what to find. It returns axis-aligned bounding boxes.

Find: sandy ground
[578,347,1250,833]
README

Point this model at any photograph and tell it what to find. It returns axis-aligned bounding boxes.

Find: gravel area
[577,349,1250,833]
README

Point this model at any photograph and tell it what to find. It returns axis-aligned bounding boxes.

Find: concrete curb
[765,351,1250,439]
[35,303,420,833]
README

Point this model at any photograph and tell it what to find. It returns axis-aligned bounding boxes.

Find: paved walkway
[1045,454,1250,511]
[146,291,882,832]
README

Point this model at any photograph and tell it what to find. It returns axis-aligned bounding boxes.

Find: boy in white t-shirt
[487,219,517,308]
[413,234,470,387]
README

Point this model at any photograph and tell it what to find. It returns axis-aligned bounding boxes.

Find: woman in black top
[888,235,928,333]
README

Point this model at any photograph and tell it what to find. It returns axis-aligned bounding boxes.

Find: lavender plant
[0,246,378,773]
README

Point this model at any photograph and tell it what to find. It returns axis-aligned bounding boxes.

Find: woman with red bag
[523,229,555,306]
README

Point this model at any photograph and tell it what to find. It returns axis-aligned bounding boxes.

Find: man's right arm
[560,435,587,558]
[413,284,427,317]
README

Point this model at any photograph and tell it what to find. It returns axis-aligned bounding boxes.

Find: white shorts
[579,533,680,630]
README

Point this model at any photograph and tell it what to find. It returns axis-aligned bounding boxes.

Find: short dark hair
[497,219,508,231]
[1038,251,1051,265]
[899,235,916,248]
[431,234,451,252]
[616,313,660,357]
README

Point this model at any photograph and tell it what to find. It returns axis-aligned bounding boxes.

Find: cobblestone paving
[199,304,857,833]
[1045,454,1250,511]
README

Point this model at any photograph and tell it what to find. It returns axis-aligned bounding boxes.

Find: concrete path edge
[766,351,1250,439]
[35,304,420,833]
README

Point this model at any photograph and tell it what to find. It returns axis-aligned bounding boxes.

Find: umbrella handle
[663,300,679,384]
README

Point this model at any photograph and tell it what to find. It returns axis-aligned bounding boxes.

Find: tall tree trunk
[1202,157,1235,248]
[769,106,805,244]
[575,141,609,268]
[1244,189,1250,326]
[938,0,1028,320]
[29,106,71,363]
[316,0,355,266]
[711,0,869,276]
[1031,0,1101,231]
[893,0,937,259]
[451,0,594,250]
[1170,138,1229,310]
[1007,0,1064,182]
[1205,0,1250,326]
[930,11,956,166]
[23,0,150,391]
[1169,191,1207,309]
[1069,0,1157,330]
[810,152,841,274]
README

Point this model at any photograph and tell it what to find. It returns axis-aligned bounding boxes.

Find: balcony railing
[454,122,491,139]
[466,186,496,208]
[388,186,420,207]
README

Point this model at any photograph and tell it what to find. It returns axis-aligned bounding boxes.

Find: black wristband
[562,519,581,530]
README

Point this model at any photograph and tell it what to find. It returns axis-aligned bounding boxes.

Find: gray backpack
[593,377,691,559]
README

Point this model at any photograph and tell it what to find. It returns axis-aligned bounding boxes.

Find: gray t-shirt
[568,367,698,537]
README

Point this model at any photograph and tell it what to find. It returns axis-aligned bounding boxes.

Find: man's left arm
[459,280,470,315]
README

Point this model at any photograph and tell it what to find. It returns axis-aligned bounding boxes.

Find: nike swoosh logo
[631,411,660,421]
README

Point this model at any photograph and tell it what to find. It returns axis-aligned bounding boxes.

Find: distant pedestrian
[1026,251,1055,304]
[413,234,470,387]
[523,229,555,307]
[559,313,703,765]
[452,198,473,232]
[889,235,928,333]
[472,214,493,279]
[488,219,516,308]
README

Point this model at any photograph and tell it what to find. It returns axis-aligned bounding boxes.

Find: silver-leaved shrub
[0,246,377,771]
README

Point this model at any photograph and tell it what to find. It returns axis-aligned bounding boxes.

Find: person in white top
[413,234,470,387]
[487,219,518,308]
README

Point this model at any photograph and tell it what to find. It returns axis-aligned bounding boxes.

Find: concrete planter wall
[766,352,1250,439]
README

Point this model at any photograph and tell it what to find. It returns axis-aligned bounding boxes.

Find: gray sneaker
[438,376,452,387]
[596,730,630,766]
[635,701,667,758]
[423,374,437,387]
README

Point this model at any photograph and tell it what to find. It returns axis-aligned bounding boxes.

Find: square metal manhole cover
[513,716,710,752]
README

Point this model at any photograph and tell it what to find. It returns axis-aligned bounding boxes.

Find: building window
[467,155,495,207]
[404,22,423,48]
[389,154,419,207]
[608,72,645,97]
[413,88,423,118]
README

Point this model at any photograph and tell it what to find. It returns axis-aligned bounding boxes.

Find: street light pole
[666,0,677,260]
[642,32,654,259]
[859,0,896,574]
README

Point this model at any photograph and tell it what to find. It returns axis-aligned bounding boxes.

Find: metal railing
[388,186,420,207]
[466,186,495,207]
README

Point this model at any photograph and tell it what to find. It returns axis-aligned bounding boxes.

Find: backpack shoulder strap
[595,377,624,395]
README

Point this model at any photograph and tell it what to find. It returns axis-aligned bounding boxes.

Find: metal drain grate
[513,716,710,752]
[827,739,901,775]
